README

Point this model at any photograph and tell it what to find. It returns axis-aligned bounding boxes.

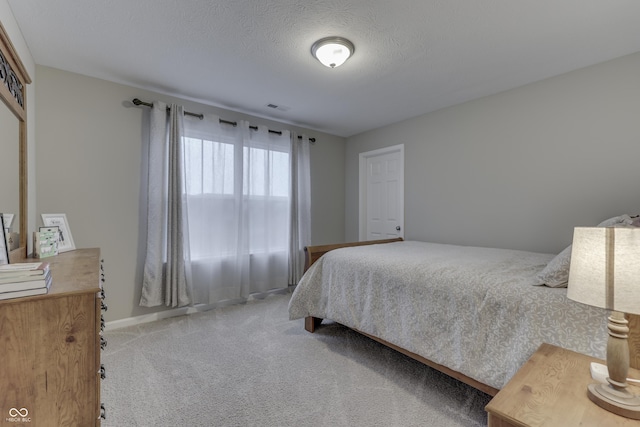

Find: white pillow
[596,214,633,227]
[535,245,572,288]
[535,214,636,288]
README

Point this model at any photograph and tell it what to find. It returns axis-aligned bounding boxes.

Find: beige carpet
[101,292,491,426]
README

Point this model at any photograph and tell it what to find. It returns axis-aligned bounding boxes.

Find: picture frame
[2,213,14,231]
[41,213,76,253]
[0,214,9,265]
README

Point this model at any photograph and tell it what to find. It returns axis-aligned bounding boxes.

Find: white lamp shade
[567,227,640,315]
[311,37,354,68]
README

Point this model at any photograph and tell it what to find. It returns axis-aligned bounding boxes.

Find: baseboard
[105,304,215,331]
[105,287,291,331]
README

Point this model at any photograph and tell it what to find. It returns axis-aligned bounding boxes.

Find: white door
[359,144,404,241]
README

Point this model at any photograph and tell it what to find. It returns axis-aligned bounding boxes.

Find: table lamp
[567,226,640,419]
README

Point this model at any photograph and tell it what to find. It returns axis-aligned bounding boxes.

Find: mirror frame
[0,20,31,262]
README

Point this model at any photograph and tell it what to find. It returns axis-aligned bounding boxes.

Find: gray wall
[346,52,640,254]
[34,66,345,322]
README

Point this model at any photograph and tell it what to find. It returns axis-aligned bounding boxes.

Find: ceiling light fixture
[311,37,355,68]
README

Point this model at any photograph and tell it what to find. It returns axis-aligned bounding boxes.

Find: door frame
[358,144,405,241]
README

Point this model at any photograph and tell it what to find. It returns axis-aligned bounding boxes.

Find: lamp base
[588,383,640,419]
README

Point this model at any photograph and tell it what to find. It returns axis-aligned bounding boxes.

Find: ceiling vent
[265,103,290,112]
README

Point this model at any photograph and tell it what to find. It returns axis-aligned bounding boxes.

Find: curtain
[139,102,311,307]
[140,102,191,307]
[182,114,296,304]
[288,133,311,285]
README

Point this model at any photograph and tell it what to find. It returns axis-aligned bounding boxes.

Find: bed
[288,237,640,396]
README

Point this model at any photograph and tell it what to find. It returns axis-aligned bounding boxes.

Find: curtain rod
[132,98,315,143]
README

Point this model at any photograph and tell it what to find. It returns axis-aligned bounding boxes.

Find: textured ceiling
[7,0,640,137]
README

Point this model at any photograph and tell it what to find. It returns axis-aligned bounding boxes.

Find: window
[182,135,290,260]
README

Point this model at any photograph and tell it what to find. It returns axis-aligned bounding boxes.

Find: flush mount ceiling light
[311,37,355,68]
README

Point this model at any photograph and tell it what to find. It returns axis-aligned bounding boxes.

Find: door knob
[396,226,401,231]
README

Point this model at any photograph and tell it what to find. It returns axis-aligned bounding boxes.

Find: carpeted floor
[101,292,492,426]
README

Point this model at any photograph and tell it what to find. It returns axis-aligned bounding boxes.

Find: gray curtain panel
[288,133,311,285]
[140,102,190,307]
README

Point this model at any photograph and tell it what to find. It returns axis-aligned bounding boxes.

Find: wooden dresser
[0,249,105,426]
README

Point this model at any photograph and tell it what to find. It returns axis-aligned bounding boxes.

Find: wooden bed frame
[301,238,640,396]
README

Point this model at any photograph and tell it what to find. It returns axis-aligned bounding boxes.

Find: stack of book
[0,262,52,300]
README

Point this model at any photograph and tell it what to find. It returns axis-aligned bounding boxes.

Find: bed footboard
[304,237,403,272]
[302,238,402,335]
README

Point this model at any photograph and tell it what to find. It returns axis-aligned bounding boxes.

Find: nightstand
[485,343,640,426]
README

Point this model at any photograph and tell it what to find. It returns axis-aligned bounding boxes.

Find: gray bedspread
[288,240,608,390]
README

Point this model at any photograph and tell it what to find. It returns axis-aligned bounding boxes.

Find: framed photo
[0,214,9,265]
[41,213,76,252]
[2,213,14,231]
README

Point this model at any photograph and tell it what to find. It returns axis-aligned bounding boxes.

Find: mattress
[288,240,608,389]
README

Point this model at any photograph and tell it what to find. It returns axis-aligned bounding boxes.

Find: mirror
[0,20,31,262]
[0,105,19,238]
